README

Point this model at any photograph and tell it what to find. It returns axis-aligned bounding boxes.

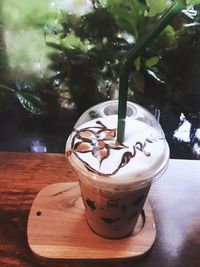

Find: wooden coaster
[27,182,156,261]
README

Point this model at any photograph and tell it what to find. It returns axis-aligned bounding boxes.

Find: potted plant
[0,0,200,157]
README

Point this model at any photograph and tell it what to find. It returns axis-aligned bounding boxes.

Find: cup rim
[67,143,169,191]
[66,100,170,191]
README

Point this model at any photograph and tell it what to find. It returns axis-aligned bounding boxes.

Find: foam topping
[66,115,169,182]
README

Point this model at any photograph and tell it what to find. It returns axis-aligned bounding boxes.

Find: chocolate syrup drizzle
[69,120,160,176]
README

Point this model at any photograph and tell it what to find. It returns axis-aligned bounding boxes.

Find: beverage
[65,101,169,239]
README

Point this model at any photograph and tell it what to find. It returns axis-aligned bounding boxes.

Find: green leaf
[145,56,160,68]
[16,91,48,115]
[15,79,32,91]
[61,33,93,52]
[186,0,200,5]
[91,0,107,8]
[134,57,141,71]
[46,42,66,51]
[146,67,167,85]
[107,0,146,38]
[0,84,15,93]
[177,0,187,5]
[160,25,177,46]
[145,0,172,16]
[59,12,80,33]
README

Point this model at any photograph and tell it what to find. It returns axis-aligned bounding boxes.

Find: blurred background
[0,0,199,159]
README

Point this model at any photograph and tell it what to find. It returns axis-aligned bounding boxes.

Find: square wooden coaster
[27,182,156,261]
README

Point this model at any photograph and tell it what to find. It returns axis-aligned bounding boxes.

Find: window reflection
[173,113,200,159]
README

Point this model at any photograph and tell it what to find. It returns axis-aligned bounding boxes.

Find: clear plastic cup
[65,100,169,239]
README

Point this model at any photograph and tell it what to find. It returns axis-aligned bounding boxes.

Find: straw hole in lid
[103,103,135,117]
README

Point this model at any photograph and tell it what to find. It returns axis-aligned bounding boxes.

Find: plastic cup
[65,100,169,239]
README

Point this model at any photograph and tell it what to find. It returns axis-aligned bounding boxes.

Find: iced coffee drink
[65,101,169,239]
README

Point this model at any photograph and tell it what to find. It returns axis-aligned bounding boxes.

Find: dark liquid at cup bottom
[79,180,150,239]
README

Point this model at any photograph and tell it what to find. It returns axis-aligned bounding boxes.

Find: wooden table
[0,151,200,267]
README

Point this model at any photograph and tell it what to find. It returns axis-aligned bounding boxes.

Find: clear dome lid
[74,100,164,135]
[66,100,169,191]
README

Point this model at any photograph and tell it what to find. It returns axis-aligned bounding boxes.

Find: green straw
[117,1,184,142]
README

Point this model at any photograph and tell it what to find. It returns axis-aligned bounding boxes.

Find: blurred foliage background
[0,0,200,157]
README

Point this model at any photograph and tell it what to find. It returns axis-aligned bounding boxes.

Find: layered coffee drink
[66,101,169,239]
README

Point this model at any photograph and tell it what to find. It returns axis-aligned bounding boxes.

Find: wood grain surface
[27,182,155,260]
[0,151,200,267]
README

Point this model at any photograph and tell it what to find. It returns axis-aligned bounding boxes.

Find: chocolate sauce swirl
[68,120,159,177]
